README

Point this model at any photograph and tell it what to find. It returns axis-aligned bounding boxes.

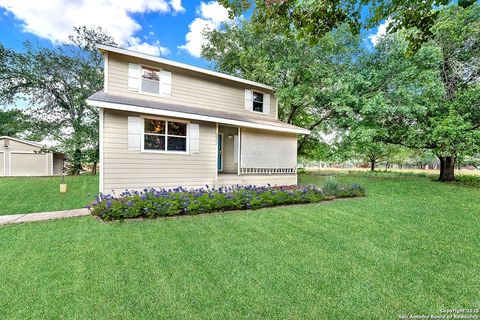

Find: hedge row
[88,181,365,221]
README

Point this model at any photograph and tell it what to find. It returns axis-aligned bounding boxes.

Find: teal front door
[217,133,223,171]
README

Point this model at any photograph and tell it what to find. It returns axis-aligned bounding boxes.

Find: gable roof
[87,92,310,135]
[97,44,275,91]
[0,136,43,148]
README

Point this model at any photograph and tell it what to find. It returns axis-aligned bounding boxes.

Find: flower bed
[88,182,365,221]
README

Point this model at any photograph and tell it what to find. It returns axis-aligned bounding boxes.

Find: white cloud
[127,38,171,56]
[0,0,184,55]
[179,1,231,57]
[369,19,391,46]
[198,1,229,24]
[169,0,185,13]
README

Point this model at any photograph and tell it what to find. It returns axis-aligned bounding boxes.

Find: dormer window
[141,66,160,94]
[252,91,264,112]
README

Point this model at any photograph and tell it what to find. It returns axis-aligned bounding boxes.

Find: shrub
[455,175,480,186]
[87,183,365,221]
[321,176,341,196]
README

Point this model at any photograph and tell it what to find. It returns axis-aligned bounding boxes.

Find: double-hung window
[252,91,264,112]
[141,67,160,94]
[144,119,187,152]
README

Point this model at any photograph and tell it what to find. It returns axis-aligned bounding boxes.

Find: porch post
[237,127,241,176]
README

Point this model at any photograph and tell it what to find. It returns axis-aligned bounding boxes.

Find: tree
[339,127,406,171]
[0,109,27,137]
[219,0,476,53]
[356,5,480,181]
[0,108,53,141]
[202,21,361,155]
[0,26,115,174]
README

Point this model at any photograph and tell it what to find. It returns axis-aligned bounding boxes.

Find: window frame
[139,65,161,96]
[141,116,190,154]
[251,90,265,114]
[136,64,172,98]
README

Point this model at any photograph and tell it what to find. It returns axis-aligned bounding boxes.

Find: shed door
[10,153,48,176]
[0,152,4,176]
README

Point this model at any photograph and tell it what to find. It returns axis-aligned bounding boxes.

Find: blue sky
[0,0,383,69]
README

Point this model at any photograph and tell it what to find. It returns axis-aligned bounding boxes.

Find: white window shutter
[160,70,172,96]
[233,135,239,164]
[127,117,142,151]
[245,89,253,111]
[263,93,270,114]
[188,123,200,154]
[128,63,141,91]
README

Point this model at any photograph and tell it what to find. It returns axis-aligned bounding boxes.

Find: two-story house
[86,44,310,193]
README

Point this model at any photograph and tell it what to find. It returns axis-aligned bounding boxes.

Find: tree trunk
[91,161,97,175]
[68,147,83,175]
[370,160,375,172]
[438,156,455,182]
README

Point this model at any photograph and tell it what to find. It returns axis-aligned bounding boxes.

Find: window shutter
[127,116,142,151]
[263,93,270,114]
[128,63,141,91]
[233,135,239,164]
[244,89,253,111]
[160,70,172,96]
[188,123,200,154]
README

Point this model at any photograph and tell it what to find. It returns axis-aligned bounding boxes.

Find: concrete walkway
[0,208,89,225]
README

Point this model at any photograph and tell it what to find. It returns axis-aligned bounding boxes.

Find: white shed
[0,136,63,176]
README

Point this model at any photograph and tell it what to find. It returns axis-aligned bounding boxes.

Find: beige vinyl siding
[6,139,42,152]
[102,109,217,192]
[218,125,238,174]
[107,52,278,120]
[0,152,4,176]
[0,138,53,176]
[217,174,296,187]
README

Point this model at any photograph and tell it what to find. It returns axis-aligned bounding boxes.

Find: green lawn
[0,175,98,215]
[0,174,479,319]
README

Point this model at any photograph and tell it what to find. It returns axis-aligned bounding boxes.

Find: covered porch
[215,124,297,186]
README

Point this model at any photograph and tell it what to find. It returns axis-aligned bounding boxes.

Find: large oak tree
[357,5,480,181]
[0,27,115,174]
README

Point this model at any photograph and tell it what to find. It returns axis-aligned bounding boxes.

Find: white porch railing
[239,168,296,174]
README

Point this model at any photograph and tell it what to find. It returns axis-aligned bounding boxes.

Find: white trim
[0,136,43,148]
[104,51,109,94]
[252,90,266,114]
[215,123,218,185]
[97,44,275,91]
[87,99,310,135]
[50,152,53,175]
[237,127,241,176]
[99,107,104,193]
[0,150,5,176]
[8,151,49,177]
[217,132,224,172]
[140,116,190,154]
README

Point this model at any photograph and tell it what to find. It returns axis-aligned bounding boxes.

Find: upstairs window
[252,91,264,112]
[141,66,160,94]
[144,118,187,152]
